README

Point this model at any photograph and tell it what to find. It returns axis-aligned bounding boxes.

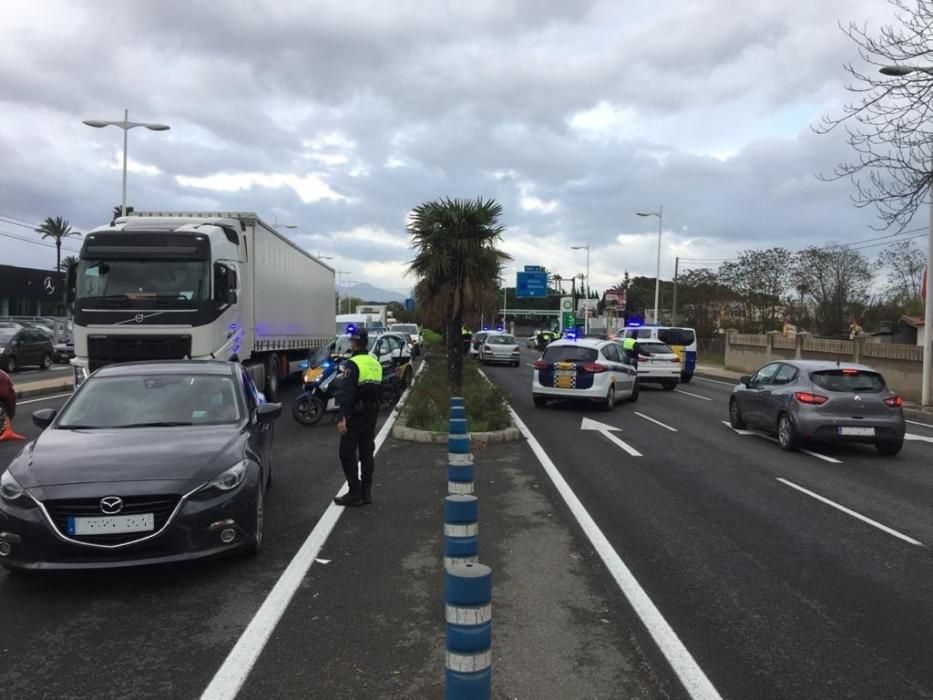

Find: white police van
[620,326,697,382]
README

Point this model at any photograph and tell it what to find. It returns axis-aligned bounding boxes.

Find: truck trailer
[68,212,335,400]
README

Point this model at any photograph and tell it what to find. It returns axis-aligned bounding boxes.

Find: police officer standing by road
[333,327,383,507]
[622,335,638,369]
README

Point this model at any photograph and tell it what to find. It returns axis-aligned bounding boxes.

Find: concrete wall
[725,331,928,403]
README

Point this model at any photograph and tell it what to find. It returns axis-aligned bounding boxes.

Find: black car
[0,360,281,571]
[0,327,54,372]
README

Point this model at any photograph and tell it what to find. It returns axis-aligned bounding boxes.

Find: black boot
[360,483,372,505]
[334,489,364,507]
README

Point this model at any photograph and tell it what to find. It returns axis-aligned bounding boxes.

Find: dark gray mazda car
[0,360,280,571]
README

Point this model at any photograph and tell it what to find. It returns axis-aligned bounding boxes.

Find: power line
[0,229,81,254]
[0,216,39,231]
[0,212,41,228]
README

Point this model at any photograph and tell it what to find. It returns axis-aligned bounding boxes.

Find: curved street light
[82,109,170,217]
[636,206,664,324]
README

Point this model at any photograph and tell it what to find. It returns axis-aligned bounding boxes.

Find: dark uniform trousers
[339,404,379,493]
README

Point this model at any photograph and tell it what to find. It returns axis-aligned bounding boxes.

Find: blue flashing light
[346,324,356,333]
[496,326,503,332]
[482,325,490,331]
[229,322,239,331]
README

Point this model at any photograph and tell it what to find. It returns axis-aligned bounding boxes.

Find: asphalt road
[0,378,388,699]
[482,346,933,700]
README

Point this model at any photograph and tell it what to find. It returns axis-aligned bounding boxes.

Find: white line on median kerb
[776,478,924,547]
[200,360,427,700]
[509,407,723,700]
[16,392,73,405]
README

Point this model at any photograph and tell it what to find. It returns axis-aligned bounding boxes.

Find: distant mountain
[338,282,408,304]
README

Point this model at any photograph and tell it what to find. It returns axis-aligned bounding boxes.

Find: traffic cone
[0,416,25,442]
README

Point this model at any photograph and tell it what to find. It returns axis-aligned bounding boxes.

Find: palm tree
[408,197,510,393]
[60,255,79,271]
[111,205,135,225]
[35,217,81,273]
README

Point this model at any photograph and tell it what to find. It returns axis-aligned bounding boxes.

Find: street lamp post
[636,206,664,324]
[570,243,591,334]
[880,65,933,406]
[82,109,170,217]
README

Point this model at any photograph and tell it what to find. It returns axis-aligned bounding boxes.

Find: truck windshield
[77,259,211,305]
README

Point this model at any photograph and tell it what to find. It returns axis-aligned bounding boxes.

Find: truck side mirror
[66,263,77,304]
[225,267,238,304]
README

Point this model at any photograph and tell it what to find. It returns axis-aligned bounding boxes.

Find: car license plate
[67,513,155,536]
[556,369,574,378]
[839,426,875,437]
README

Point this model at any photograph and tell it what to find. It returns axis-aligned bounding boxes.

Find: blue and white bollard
[448,413,473,495]
[449,404,467,421]
[445,562,492,699]
[444,495,478,568]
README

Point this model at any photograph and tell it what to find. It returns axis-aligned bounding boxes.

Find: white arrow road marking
[719,421,842,463]
[675,389,713,401]
[906,433,933,444]
[634,412,678,432]
[905,419,933,428]
[581,417,642,456]
[777,478,924,547]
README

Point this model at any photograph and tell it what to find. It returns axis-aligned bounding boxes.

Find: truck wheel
[265,354,279,401]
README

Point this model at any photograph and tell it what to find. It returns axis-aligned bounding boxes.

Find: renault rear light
[533,360,549,370]
[794,391,828,405]
[884,395,904,408]
[582,362,608,373]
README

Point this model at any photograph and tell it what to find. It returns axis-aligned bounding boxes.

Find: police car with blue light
[619,324,697,383]
[531,333,638,409]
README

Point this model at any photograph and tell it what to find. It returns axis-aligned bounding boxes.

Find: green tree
[59,254,79,272]
[792,246,873,336]
[111,205,135,224]
[35,216,81,274]
[408,197,510,393]
[877,239,926,311]
[676,268,730,337]
[718,248,791,332]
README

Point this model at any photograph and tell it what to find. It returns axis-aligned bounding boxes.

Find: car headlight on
[208,460,248,491]
[0,470,25,503]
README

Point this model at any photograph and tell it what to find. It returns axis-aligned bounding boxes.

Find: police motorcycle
[291,347,343,426]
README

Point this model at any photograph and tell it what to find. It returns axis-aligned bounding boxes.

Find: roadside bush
[403,356,511,433]
[422,329,443,347]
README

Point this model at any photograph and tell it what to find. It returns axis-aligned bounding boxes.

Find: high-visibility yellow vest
[349,353,383,385]
[622,337,637,351]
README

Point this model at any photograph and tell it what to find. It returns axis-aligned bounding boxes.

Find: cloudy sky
[0,0,909,295]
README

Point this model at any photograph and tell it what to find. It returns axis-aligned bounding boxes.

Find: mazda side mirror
[740,375,751,387]
[256,403,282,423]
[32,408,57,429]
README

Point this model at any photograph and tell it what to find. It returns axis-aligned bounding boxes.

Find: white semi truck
[68,212,335,400]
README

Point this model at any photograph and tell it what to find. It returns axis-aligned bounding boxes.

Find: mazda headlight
[0,470,25,503]
[208,461,248,492]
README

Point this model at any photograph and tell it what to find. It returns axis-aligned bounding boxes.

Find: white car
[532,338,638,409]
[389,323,423,356]
[479,333,520,366]
[629,340,680,390]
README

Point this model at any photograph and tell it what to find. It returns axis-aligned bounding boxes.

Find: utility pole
[671,256,680,326]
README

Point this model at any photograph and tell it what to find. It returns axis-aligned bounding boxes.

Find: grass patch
[403,356,512,433]
[422,329,443,347]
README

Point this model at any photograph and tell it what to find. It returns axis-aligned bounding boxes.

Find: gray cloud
[0,0,906,287]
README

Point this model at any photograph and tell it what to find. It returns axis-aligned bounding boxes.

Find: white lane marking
[905,419,933,428]
[200,360,425,700]
[693,376,737,387]
[15,392,73,405]
[719,421,842,463]
[905,433,933,444]
[634,411,678,432]
[511,407,722,700]
[675,389,713,402]
[776,478,924,547]
[580,417,642,456]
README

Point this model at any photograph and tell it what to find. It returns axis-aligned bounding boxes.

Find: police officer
[622,335,638,368]
[333,327,383,507]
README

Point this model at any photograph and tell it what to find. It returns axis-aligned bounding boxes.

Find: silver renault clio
[729,360,906,455]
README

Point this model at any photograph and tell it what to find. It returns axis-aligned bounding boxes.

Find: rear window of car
[542,346,598,363]
[636,342,673,355]
[810,369,886,393]
[391,324,418,334]
[486,335,514,345]
[657,328,695,347]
